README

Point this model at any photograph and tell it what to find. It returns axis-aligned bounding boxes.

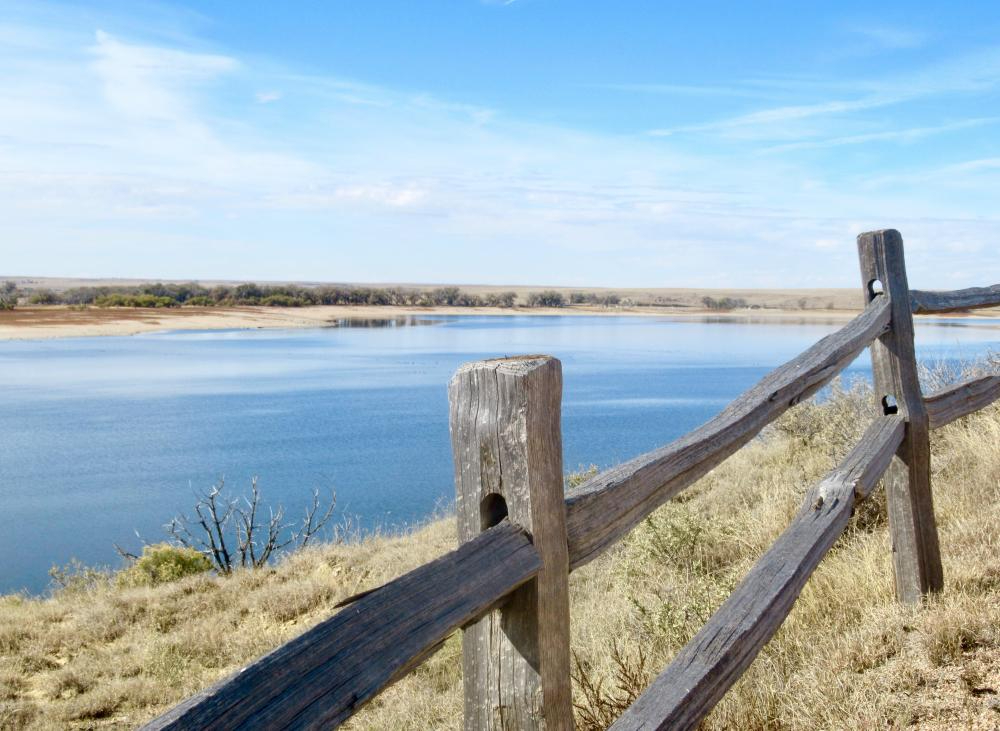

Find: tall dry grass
[2,363,1000,730]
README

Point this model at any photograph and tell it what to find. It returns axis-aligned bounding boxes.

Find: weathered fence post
[449,356,573,730]
[857,229,943,602]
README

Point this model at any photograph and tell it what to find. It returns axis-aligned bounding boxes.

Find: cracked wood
[450,356,573,731]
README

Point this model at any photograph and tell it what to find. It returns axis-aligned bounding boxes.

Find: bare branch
[163,477,338,573]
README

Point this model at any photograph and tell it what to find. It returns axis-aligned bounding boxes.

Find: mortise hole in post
[480,493,508,531]
[868,279,885,299]
[882,394,899,415]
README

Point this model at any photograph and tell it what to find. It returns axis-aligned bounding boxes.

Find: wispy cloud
[89,30,237,122]
[847,25,927,50]
[643,46,1000,149]
[759,117,1000,154]
[598,82,782,99]
[647,95,901,137]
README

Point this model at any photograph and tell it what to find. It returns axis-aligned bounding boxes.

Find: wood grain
[450,356,573,730]
[925,375,1000,430]
[564,295,891,570]
[858,229,943,602]
[910,284,1000,314]
[141,522,541,731]
[609,415,905,731]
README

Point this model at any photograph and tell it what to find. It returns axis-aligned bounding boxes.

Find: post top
[451,354,559,379]
[857,228,902,241]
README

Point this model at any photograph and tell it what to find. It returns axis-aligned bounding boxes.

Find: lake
[2,314,998,594]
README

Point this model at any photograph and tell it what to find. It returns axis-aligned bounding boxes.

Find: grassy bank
[2,375,999,729]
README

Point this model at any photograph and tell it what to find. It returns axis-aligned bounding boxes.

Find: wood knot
[812,495,824,510]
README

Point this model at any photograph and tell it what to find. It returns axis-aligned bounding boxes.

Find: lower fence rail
[610,416,904,731]
[925,375,1000,430]
[141,522,540,730]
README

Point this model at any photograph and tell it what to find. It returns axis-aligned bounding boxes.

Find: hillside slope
[2,377,999,729]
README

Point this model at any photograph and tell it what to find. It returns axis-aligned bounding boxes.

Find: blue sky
[2,1,999,287]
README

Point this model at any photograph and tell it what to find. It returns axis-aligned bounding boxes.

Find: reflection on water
[328,316,440,329]
[1,314,998,594]
[681,315,854,327]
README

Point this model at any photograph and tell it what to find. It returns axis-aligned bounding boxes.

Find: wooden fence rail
[145,230,1000,730]
[608,415,905,731]
[925,375,1000,429]
[910,283,1000,314]
[564,294,891,570]
[144,523,541,730]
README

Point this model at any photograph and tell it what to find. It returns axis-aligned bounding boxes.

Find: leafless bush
[572,640,650,730]
[165,477,337,574]
[918,350,1000,394]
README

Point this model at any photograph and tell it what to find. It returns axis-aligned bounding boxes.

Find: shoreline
[1,303,997,341]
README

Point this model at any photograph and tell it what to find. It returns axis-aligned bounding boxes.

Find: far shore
[2,303,998,341]
[0,303,857,340]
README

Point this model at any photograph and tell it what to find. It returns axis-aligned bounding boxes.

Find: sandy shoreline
[0,304,870,340]
[2,303,996,341]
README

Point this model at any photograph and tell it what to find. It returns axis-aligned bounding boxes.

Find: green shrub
[28,289,59,305]
[94,293,179,308]
[116,544,212,588]
[0,281,17,310]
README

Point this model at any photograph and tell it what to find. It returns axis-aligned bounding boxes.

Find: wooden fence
[143,230,1000,730]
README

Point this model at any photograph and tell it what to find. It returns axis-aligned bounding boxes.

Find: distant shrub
[0,281,18,310]
[260,294,301,307]
[571,292,621,306]
[62,287,101,305]
[527,290,566,307]
[483,291,517,308]
[701,296,747,311]
[28,289,59,305]
[116,543,212,588]
[94,293,179,308]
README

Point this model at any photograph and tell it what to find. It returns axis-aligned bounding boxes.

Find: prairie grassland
[2,370,1000,730]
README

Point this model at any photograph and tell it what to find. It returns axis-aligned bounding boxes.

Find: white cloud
[90,30,237,122]
[0,12,998,288]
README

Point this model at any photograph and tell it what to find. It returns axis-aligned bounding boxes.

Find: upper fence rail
[910,283,1000,314]
[145,230,1000,731]
[563,294,890,569]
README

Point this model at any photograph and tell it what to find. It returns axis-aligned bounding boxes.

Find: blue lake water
[2,314,998,594]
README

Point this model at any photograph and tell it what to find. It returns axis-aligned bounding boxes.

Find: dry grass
[3,367,1000,729]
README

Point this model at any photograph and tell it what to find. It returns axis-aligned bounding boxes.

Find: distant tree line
[13,282,620,309]
[6,281,631,310]
[18,283,521,309]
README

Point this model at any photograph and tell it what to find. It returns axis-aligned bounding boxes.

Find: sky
[2,1,1000,288]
